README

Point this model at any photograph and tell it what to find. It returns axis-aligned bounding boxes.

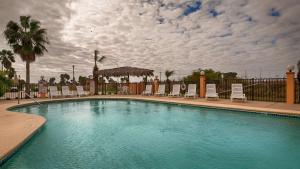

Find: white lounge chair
[155,84,165,96]
[205,84,219,100]
[76,86,86,97]
[49,86,61,99]
[142,84,152,95]
[230,84,247,102]
[62,86,73,97]
[168,84,181,97]
[185,84,197,98]
[120,86,129,95]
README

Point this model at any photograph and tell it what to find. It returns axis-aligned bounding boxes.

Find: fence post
[199,72,206,98]
[286,71,295,104]
[251,78,254,100]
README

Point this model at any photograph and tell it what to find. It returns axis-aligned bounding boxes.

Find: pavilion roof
[98,66,154,77]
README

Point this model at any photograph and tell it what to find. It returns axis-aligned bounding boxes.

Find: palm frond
[97,56,106,63]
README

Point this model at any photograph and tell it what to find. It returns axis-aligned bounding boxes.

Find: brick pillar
[199,74,206,98]
[153,76,159,94]
[286,72,295,104]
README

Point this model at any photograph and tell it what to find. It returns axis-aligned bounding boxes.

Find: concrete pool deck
[1,95,300,164]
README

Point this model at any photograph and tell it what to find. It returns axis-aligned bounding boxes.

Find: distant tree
[183,71,200,84]
[165,70,174,82]
[7,67,15,79]
[223,72,237,79]
[78,76,88,86]
[4,16,49,98]
[203,69,221,81]
[49,77,55,85]
[60,73,70,85]
[0,49,15,71]
[182,69,238,83]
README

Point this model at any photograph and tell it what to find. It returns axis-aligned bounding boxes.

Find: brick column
[286,72,295,104]
[153,76,159,94]
[199,74,206,98]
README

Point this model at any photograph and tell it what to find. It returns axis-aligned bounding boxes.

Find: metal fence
[296,79,300,103]
[207,78,286,102]
[1,78,299,103]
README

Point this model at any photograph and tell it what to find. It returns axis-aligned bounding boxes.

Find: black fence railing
[0,78,298,103]
[206,78,286,102]
[296,79,300,103]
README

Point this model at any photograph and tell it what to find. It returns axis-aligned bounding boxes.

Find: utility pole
[159,72,161,81]
[72,65,75,83]
[259,68,262,79]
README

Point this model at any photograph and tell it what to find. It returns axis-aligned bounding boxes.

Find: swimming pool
[2,99,300,169]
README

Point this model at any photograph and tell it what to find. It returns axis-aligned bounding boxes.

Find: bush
[0,71,12,97]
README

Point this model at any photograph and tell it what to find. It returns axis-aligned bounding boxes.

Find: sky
[0,0,299,82]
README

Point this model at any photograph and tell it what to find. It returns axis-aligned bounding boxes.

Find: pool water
[2,100,300,169]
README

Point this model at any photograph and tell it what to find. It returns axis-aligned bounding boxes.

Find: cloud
[0,0,299,82]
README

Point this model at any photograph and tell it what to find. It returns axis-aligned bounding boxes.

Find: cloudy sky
[0,0,299,82]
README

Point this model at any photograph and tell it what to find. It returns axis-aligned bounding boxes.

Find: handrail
[23,92,41,105]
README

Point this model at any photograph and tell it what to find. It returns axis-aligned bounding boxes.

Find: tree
[223,72,237,79]
[93,50,106,95]
[49,77,55,85]
[203,69,221,81]
[0,49,15,71]
[60,73,70,85]
[183,71,200,84]
[0,71,12,97]
[165,70,174,82]
[165,70,174,93]
[4,16,49,98]
[78,76,87,86]
[7,67,16,79]
[182,69,238,83]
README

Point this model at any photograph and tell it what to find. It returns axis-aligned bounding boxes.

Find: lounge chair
[62,86,73,97]
[142,84,152,95]
[205,84,219,100]
[76,86,86,97]
[184,84,198,98]
[120,86,129,95]
[168,84,181,97]
[49,86,61,99]
[230,84,247,102]
[155,84,165,96]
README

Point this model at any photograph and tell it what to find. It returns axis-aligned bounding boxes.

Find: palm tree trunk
[25,61,30,99]
[94,75,99,95]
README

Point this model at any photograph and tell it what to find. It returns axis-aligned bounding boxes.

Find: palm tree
[0,49,15,71]
[49,77,56,86]
[60,73,70,85]
[4,16,49,98]
[165,70,174,82]
[165,70,174,93]
[93,50,106,95]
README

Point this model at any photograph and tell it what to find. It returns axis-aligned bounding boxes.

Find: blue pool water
[2,100,300,169]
